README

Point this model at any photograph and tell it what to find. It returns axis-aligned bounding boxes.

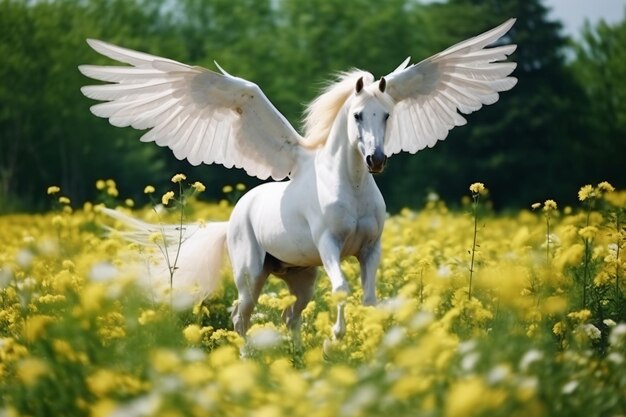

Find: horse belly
[257,217,321,267]
[246,185,322,267]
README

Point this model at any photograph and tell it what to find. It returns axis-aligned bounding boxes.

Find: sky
[544,0,626,38]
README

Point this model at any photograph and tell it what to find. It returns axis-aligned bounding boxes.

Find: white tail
[100,208,228,304]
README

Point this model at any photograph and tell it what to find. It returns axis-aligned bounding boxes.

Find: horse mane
[302,69,374,148]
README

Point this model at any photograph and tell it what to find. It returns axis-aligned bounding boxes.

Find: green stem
[469,195,479,300]
[582,201,592,309]
[171,182,185,291]
[546,214,551,267]
[616,212,622,301]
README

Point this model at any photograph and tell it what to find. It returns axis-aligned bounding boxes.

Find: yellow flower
[531,202,541,210]
[91,400,118,417]
[151,349,181,373]
[58,196,71,205]
[578,184,594,201]
[17,358,49,386]
[107,187,119,197]
[144,185,155,194]
[171,173,187,183]
[469,182,486,195]
[222,185,233,193]
[161,191,175,205]
[148,232,162,244]
[567,309,592,322]
[578,226,598,240]
[236,183,246,191]
[87,369,117,397]
[543,199,557,211]
[597,181,615,193]
[183,324,203,344]
[96,179,106,190]
[25,315,54,342]
[125,198,134,207]
[445,377,506,417]
[191,181,206,193]
[138,309,157,325]
[47,186,60,195]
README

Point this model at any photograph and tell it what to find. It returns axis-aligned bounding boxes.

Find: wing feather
[80,40,303,180]
[384,18,517,155]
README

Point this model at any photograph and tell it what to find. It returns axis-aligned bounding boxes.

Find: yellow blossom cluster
[0,182,624,417]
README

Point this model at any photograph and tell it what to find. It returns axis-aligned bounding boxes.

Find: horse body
[227,86,388,336]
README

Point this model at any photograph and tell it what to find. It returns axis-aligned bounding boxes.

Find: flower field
[1,181,625,417]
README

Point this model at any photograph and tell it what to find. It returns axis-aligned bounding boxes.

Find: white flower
[607,352,623,365]
[603,319,616,328]
[383,326,405,348]
[609,324,626,347]
[248,327,282,350]
[16,249,34,268]
[0,267,13,288]
[562,380,579,395]
[89,262,118,282]
[519,349,543,372]
[487,365,510,384]
[580,323,601,340]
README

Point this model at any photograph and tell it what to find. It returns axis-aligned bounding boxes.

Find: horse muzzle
[366,150,387,174]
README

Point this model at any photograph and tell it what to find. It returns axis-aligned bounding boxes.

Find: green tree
[0,0,178,211]
[380,0,593,210]
[572,15,626,187]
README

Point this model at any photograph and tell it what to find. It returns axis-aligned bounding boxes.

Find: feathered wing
[79,40,303,180]
[384,18,518,156]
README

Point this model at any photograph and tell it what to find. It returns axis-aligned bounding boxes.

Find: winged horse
[80,19,517,340]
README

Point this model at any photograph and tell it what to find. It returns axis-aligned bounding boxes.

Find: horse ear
[355,77,364,94]
[379,77,386,93]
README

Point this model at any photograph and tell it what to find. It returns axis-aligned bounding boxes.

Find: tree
[572,14,626,188]
[379,0,593,210]
[0,0,177,211]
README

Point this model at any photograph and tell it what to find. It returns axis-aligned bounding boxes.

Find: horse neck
[317,107,370,190]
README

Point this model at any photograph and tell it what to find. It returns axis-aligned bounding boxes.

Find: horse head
[346,76,394,174]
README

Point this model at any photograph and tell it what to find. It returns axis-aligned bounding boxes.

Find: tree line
[0,0,624,213]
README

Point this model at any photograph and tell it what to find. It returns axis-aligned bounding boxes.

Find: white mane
[302,70,374,148]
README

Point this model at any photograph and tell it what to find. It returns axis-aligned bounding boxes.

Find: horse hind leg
[230,249,270,337]
[280,266,317,332]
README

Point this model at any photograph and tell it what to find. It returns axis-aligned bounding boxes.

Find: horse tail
[100,208,228,304]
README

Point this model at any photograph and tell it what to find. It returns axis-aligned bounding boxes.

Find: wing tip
[86,38,105,50]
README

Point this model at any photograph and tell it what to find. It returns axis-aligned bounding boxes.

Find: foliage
[0,180,625,416]
[572,14,626,193]
[1,0,624,213]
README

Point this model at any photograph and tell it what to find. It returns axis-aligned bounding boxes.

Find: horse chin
[368,166,385,174]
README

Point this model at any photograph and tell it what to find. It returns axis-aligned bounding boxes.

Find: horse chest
[320,191,384,253]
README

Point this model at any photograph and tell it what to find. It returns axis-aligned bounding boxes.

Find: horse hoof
[322,338,339,361]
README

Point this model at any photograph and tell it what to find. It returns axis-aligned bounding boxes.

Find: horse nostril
[366,155,373,167]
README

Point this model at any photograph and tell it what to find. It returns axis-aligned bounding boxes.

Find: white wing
[79,40,303,180]
[384,18,517,156]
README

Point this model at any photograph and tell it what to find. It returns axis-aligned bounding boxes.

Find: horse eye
[354,112,362,122]
[384,113,390,121]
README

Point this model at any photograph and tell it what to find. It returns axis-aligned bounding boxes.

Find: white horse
[80,19,517,339]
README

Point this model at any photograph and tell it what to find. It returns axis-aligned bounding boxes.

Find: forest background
[1,0,624,213]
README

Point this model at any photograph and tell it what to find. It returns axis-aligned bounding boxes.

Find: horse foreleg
[358,239,381,306]
[317,233,349,340]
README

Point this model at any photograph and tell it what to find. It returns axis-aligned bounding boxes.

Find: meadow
[0,180,624,417]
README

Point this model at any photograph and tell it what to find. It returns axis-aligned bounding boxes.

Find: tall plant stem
[469,196,479,300]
